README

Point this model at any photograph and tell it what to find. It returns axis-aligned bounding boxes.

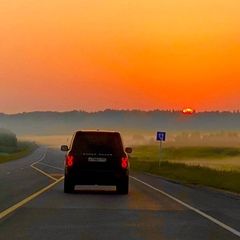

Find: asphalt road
[1,147,240,240]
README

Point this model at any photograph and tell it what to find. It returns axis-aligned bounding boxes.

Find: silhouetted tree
[0,128,17,147]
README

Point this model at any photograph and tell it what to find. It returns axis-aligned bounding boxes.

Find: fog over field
[1,110,239,172]
[18,132,240,173]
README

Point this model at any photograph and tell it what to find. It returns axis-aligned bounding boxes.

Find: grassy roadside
[130,145,240,194]
[0,141,38,164]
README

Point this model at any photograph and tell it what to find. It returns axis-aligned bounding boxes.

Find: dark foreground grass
[130,145,240,194]
[0,142,37,164]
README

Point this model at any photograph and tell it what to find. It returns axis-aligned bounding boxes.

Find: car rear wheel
[64,176,74,193]
[116,177,129,194]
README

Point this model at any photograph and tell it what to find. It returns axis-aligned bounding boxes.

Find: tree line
[0,128,17,147]
[0,109,240,135]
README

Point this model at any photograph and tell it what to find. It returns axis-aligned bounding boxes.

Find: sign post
[156,131,166,166]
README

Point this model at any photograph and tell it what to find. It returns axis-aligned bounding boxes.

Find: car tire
[116,177,129,194]
[64,176,74,193]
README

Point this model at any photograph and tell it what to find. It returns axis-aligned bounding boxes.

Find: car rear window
[71,132,123,155]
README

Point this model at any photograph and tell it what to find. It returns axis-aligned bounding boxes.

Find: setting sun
[182,108,195,114]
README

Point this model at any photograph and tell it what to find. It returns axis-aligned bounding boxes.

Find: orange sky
[1,0,240,114]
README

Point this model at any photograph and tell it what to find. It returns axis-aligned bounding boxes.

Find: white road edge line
[130,176,240,237]
[37,162,63,171]
[28,146,46,158]
[30,147,63,180]
[32,147,48,163]
[30,147,58,180]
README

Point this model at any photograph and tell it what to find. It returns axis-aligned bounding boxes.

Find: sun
[182,108,195,114]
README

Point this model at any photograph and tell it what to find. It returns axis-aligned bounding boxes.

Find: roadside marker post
[156,131,166,166]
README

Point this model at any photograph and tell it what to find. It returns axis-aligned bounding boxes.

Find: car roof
[74,130,120,134]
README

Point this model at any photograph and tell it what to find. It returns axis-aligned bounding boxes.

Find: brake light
[121,157,128,168]
[67,156,74,167]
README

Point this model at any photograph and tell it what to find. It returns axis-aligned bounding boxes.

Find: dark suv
[61,130,132,194]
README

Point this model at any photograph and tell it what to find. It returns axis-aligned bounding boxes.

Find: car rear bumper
[65,169,129,186]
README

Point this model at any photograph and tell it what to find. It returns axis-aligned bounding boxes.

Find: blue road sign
[156,131,166,141]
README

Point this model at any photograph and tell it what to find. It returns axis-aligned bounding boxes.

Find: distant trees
[0,128,17,148]
[0,110,240,135]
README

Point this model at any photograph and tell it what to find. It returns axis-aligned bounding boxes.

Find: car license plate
[88,157,107,162]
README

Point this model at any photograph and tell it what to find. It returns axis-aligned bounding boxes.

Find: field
[130,145,240,193]
[17,135,240,173]
[131,145,240,172]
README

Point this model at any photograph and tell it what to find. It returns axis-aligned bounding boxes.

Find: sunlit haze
[1,0,240,114]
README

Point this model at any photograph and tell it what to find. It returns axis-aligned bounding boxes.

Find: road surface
[1,147,240,239]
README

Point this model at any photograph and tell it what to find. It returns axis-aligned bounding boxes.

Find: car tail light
[121,157,128,169]
[67,156,74,167]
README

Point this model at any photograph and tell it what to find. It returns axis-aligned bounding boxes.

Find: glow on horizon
[0,0,240,114]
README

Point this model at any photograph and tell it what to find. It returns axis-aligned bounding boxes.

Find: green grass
[132,145,240,161]
[130,145,240,194]
[0,141,37,164]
